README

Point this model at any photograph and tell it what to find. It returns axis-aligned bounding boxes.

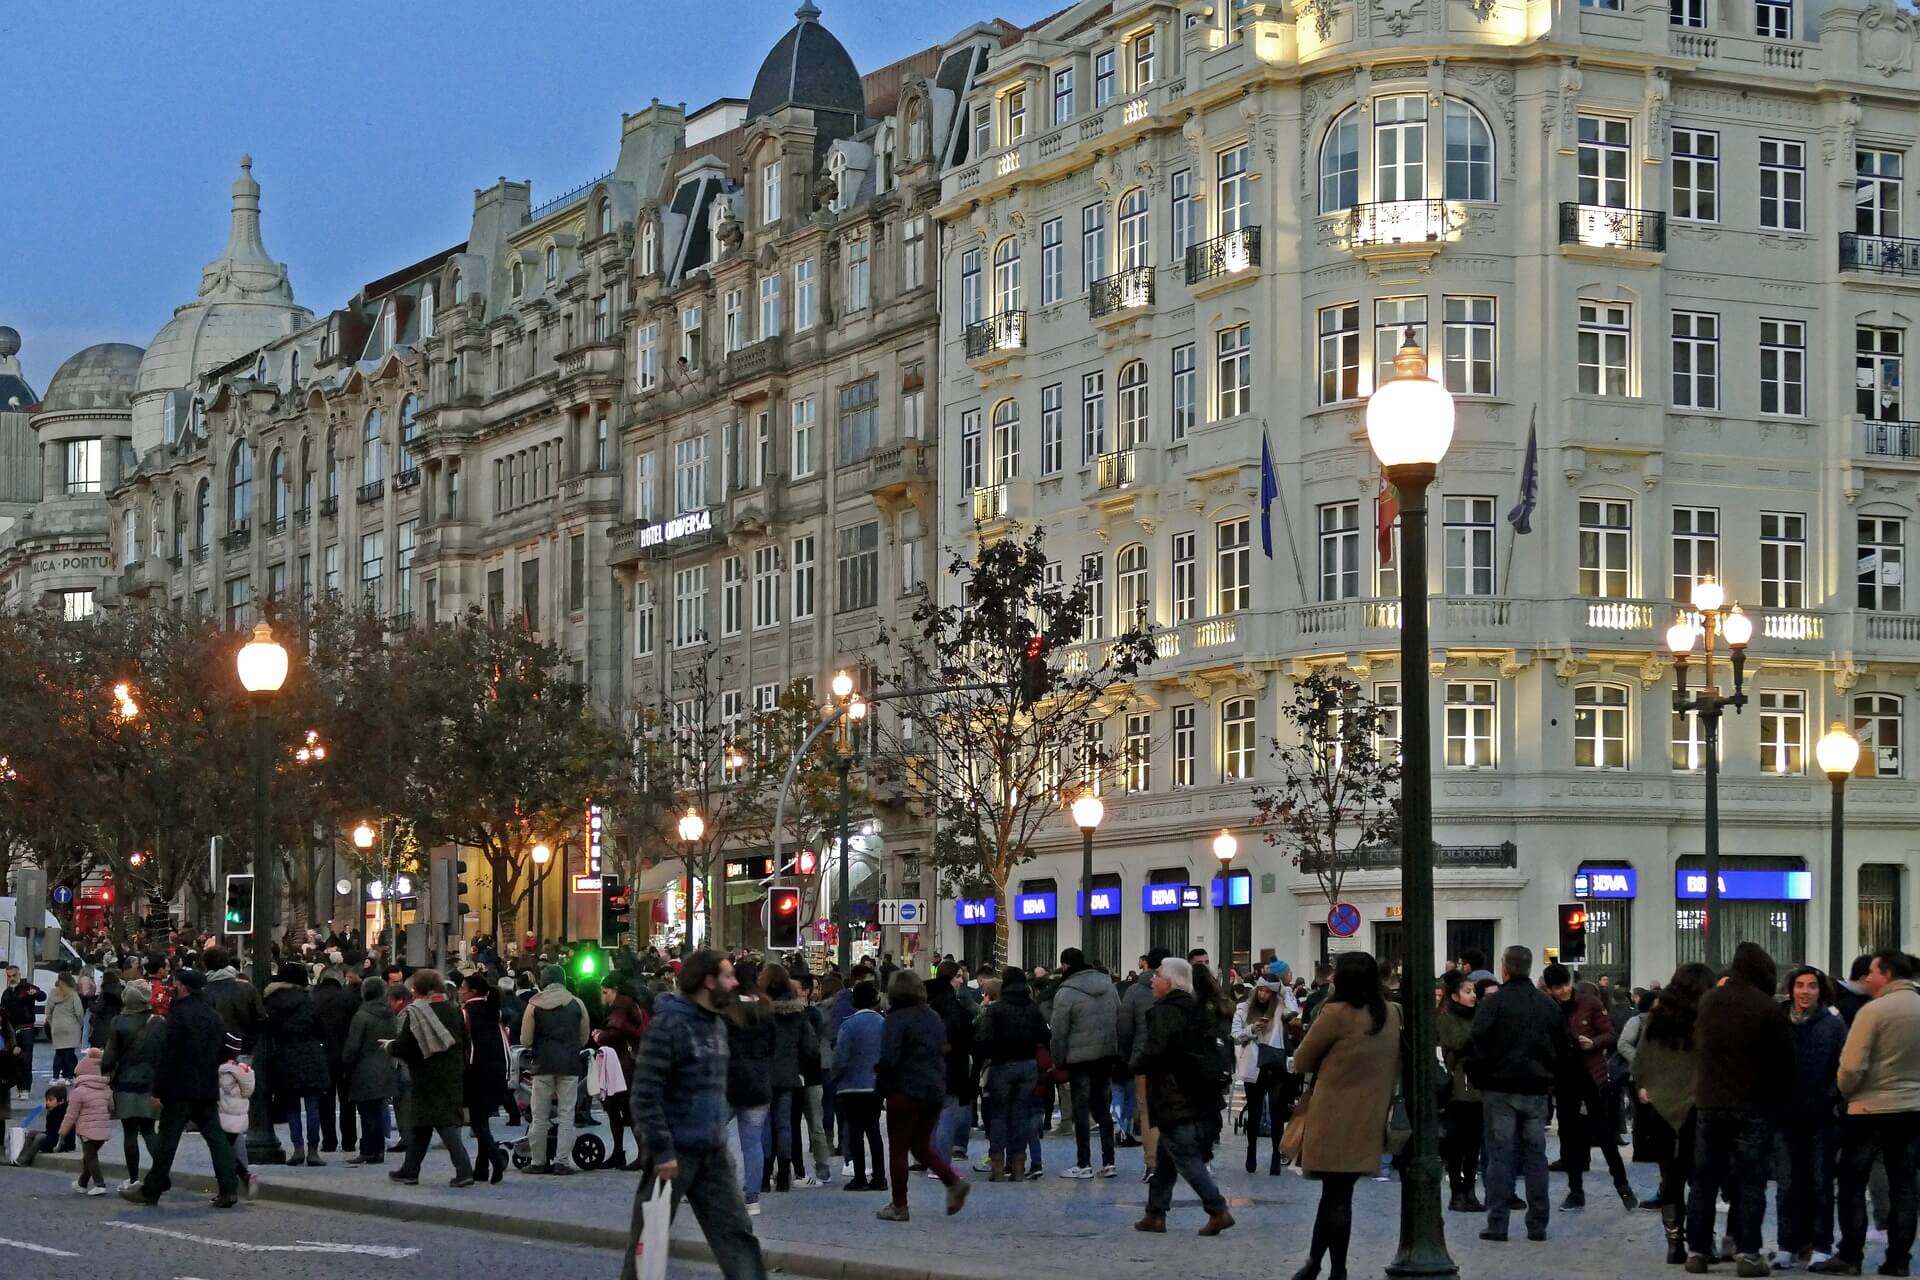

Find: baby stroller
[508,1046,610,1171]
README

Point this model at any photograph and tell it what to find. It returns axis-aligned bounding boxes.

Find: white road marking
[0,1237,80,1257]
[104,1222,418,1258]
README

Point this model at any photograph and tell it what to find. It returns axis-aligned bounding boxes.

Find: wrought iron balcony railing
[1096,449,1137,491]
[1345,199,1456,247]
[1865,418,1920,459]
[1841,232,1920,276]
[1559,203,1666,252]
[1088,266,1155,319]
[963,311,1026,359]
[1184,226,1262,285]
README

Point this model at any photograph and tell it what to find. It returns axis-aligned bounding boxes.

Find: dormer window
[1132,29,1155,89]
[512,260,525,296]
[163,396,177,446]
[289,349,301,389]
[640,222,658,275]
[419,288,435,339]
[827,151,850,213]
[708,196,730,248]
[545,245,559,282]
[1095,49,1117,108]
[451,269,465,304]
[973,104,991,157]
[1005,86,1027,144]
[598,199,613,237]
[763,160,783,225]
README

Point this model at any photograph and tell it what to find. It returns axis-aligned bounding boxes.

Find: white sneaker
[1061,1166,1095,1180]
[71,1180,87,1194]
[973,1157,993,1173]
[841,1161,855,1177]
[116,1178,140,1193]
[747,1201,761,1217]
[795,1175,824,1188]
[85,1185,105,1198]
[1772,1252,1795,1272]
[1099,1165,1118,1178]
[926,1168,941,1180]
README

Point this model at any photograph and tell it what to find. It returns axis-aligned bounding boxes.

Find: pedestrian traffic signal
[1017,633,1053,709]
[1558,902,1588,966]
[601,874,630,947]
[572,944,604,983]
[224,874,254,935]
[768,886,801,950]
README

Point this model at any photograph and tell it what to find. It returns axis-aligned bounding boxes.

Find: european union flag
[1259,431,1279,559]
[1507,411,1539,536]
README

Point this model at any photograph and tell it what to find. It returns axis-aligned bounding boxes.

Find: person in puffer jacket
[218,1035,257,1197]
[60,1048,113,1193]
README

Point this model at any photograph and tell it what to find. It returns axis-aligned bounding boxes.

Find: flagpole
[1502,405,1539,595]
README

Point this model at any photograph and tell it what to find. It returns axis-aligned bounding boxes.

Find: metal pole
[1703,706,1723,970]
[1829,774,1847,979]
[1384,463,1456,1279]
[836,754,852,974]
[246,697,285,1165]
[1079,826,1094,953]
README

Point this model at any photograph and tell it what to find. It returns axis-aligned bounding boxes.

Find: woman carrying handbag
[1232,979,1293,1175]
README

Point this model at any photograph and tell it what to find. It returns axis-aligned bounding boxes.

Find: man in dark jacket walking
[1468,944,1568,1243]
[1135,957,1232,1236]
[311,966,359,1154]
[1120,948,1170,1168]
[199,946,265,1051]
[623,950,764,1280]
[1688,940,1793,1275]
[1542,965,1635,1210]
[120,969,242,1208]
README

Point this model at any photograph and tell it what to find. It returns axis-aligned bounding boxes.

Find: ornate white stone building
[932,0,1920,983]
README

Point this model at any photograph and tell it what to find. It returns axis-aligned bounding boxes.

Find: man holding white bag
[623,949,765,1280]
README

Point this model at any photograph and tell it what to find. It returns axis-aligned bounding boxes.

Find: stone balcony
[867,441,934,510]
[555,341,621,389]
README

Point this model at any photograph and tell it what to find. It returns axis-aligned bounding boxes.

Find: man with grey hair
[1135,957,1234,1236]
[1467,944,1569,1243]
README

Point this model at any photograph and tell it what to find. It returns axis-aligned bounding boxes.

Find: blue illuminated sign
[955,898,997,926]
[1210,875,1252,908]
[1075,888,1120,917]
[1142,883,1192,913]
[1674,869,1813,902]
[1573,867,1638,899]
[1013,892,1057,922]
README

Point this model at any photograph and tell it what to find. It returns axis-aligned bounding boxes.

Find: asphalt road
[0,1165,722,1280]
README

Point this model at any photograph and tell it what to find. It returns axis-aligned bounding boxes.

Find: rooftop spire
[795,1,820,20]
[198,154,293,304]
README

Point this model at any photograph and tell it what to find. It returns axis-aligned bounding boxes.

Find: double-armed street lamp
[1816,723,1863,977]
[235,621,288,1166]
[1069,792,1104,952]
[1366,330,1457,1279]
[1665,577,1754,969]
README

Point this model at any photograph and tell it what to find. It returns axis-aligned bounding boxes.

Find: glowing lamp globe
[1690,576,1726,615]
[1722,606,1754,649]
[351,822,376,851]
[677,808,705,843]
[1213,829,1238,864]
[1666,619,1698,656]
[1816,723,1862,779]
[830,670,854,700]
[236,622,289,694]
[847,697,868,722]
[1070,793,1104,832]
[530,842,552,865]
[1365,336,1455,470]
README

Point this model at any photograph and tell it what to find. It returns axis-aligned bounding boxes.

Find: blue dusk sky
[1,0,1052,391]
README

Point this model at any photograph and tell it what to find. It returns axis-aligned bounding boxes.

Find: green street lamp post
[236,621,288,1166]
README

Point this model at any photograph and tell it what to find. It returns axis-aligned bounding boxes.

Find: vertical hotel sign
[587,801,603,876]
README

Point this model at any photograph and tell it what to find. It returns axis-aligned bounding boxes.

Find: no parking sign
[1327,902,1362,938]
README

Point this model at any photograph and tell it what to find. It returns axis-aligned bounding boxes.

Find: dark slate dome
[746,2,865,127]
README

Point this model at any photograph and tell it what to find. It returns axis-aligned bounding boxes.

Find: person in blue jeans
[724,959,774,1212]
[1465,945,1566,1243]
[976,967,1048,1181]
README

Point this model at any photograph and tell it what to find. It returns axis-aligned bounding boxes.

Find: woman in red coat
[594,977,649,1169]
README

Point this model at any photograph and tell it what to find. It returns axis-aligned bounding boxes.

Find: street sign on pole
[877,899,926,929]
[1327,902,1362,938]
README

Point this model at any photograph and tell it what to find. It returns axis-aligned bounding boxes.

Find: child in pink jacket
[60,1048,112,1194]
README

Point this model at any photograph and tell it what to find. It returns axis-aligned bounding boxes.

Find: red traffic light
[1565,908,1587,929]
[796,849,818,875]
[774,889,798,915]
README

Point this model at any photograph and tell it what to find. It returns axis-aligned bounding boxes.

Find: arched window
[598,199,613,237]
[1854,693,1903,777]
[1443,98,1496,201]
[640,222,658,275]
[1118,189,1150,270]
[194,479,210,551]
[398,395,419,472]
[1117,360,1150,447]
[545,244,558,282]
[1117,543,1149,625]
[1574,684,1629,769]
[363,409,385,483]
[1319,107,1361,213]
[255,355,268,382]
[299,438,314,512]
[450,269,465,304]
[511,260,525,296]
[325,432,339,499]
[289,349,301,389]
[150,497,164,557]
[227,444,252,531]
[992,237,1021,313]
[269,447,287,524]
[990,398,1020,482]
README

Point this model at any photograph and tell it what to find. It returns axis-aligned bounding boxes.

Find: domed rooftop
[40,343,145,414]
[746,2,865,127]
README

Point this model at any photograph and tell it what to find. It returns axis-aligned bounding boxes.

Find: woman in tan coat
[1286,950,1402,1280]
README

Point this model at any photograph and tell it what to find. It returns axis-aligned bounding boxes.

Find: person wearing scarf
[386,969,474,1187]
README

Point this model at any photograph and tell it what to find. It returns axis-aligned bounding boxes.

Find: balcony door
[1374,96,1427,204]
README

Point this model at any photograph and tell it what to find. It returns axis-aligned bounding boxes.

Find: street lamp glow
[847,696,868,722]
[1689,576,1726,615]
[677,807,705,843]
[128,850,146,868]
[1666,618,1698,656]
[1817,722,1863,779]
[1213,829,1238,864]
[1364,334,1455,469]
[1722,606,1753,649]
[1070,792,1105,832]
[830,670,854,700]
[725,743,747,772]
[113,682,130,702]
[393,875,412,896]
[531,842,552,865]
[351,822,376,851]
[235,622,289,694]
[367,879,385,900]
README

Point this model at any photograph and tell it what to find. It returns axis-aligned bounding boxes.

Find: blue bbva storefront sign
[1142,883,1193,913]
[1674,869,1814,901]
[1075,888,1120,917]
[955,898,997,926]
[1573,867,1639,899]
[1210,875,1251,908]
[1013,892,1057,922]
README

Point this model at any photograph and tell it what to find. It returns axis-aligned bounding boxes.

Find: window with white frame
[1759,139,1805,231]
[1853,694,1903,777]
[990,399,1020,483]
[1039,383,1063,475]
[1444,682,1496,768]
[993,238,1021,312]
[1858,326,1904,421]
[672,566,707,648]
[681,305,702,369]
[1114,543,1148,628]
[1577,499,1632,598]
[1118,190,1150,271]
[1860,516,1905,612]
[1171,343,1196,440]
[1857,150,1903,237]
[1374,95,1428,203]
[1672,506,1719,601]
[1217,325,1251,419]
[721,555,744,637]
[633,581,657,656]
[791,535,816,619]
[1671,310,1719,409]
[720,689,745,782]
[1160,530,1192,623]
[1443,99,1495,201]
[1444,496,1496,595]
[1374,683,1403,760]
[723,288,744,353]
[1319,501,1362,601]
[791,396,817,478]
[59,589,94,621]
[1217,518,1251,614]
[1217,144,1250,235]
[1757,0,1791,37]
[759,274,782,339]
[1081,203,1107,290]
[839,377,879,465]
[1221,697,1256,781]
[64,438,101,495]
[1320,109,1361,213]
[1005,86,1027,143]
[1577,301,1631,397]
[1117,360,1149,447]
[1761,511,1806,608]
[1760,319,1805,416]
[674,436,707,514]
[846,238,870,311]
[1574,684,1630,769]
[960,248,983,325]
[1671,0,1706,25]
[594,294,610,342]
[1132,27,1155,87]
[1319,304,1361,404]
[634,451,657,522]
[1759,690,1806,775]
[960,409,981,491]
[1125,713,1153,793]
[1171,170,1196,263]
[836,521,879,613]
[794,259,816,331]
[1672,129,1719,221]
[902,217,925,290]
[639,222,657,275]
[1052,67,1075,124]
[1081,371,1107,461]
[1577,117,1631,208]
[972,104,991,157]
[1080,552,1106,642]
[900,363,925,440]
[1670,708,1718,771]
[1095,49,1116,107]
[1374,297,1428,392]
[1041,218,1064,304]
[1172,705,1196,787]
[1441,295,1495,395]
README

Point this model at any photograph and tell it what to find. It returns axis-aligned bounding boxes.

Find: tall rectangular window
[1760,690,1806,775]
[762,160,782,224]
[1170,170,1196,263]
[1374,683,1403,759]
[1858,149,1904,236]
[1373,95,1428,202]
[1860,516,1906,612]
[1041,218,1064,305]
[672,566,707,648]
[681,305,702,369]
[1854,694,1904,777]
[1172,705,1196,788]
[959,409,981,491]
[1319,304,1361,404]
[1094,49,1116,107]
[1672,129,1719,222]
[758,274,782,338]
[64,439,101,494]
[1125,713,1153,794]
[1217,518,1251,614]
[1577,116,1631,208]
[1756,0,1791,37]
[1081,204,1107,290]
[634,581,655,656]
[1052,67,1075,124]
[1441,296,1495,395]
[563,530,580,614]
[721,555,744,637]
[1577,301,1631,397]
[1171,343,1196,440]
[1759,138,1806,231]
[835,521,879,613]
[1761,511,1806,608]
[674,436,707,514]
[793,259,816,331]
[635,323,657,390]
[1081,372,1107,461]
[1005,86,1027,143]
[1374,297,1428,391]
[1319,501,1362,601]
[1132,28,1155,86]
[1039,384,1063,475]
[1671,310,1720,409]
[1217,325,1251,419]
[1671,506,1719,601]
[960,248,983,325]
[902,217,925,291]
[1578,499,1632,598]
[837,378,878,465]
[723,288,744,353]
[1444,682,1497,768]
[845,238,870,311]
[1858,326,1904,421]
[973,104,991,157]
[1080,552,1106,642]
[751,545,781,631]
[1172,531,1196,623]
[1217,144,1250,235]
[1672,0,1706,24]
[1221,697,1256,781]
[791,535,816,620]
[791,396,817,478]
[1443,496,1496,596]
[1760,319,1806,416]
[1575,685,1630,769]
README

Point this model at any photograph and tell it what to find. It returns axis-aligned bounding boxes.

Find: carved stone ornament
[1467,0,1497,21]
[1298,0,1337,40]
[1639,653,1667,688]
[1374,0,1422,37]
[1554,654,1583,686]
[1862,0,1916,77]
[714,205,744,257]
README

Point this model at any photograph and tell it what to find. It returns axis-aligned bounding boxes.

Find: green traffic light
[573,951,601,980]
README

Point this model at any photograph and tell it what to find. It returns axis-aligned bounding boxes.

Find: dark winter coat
[878,1001,948,1105]
[594,991,648,1091]
[389,996,468,1128]
[725,996,774,1108]
[1694,944,1793,1114]
[461,996,513,1118]
[341,979,398,1102]
[1466,977,1568,1096]
[1049,967,1121,1067]
[261,982,332,1101]
[521,983,591,1076]
[766,995,818,1092]
[88,981,122,1050]
[151,990,226,1105]
[1118,974,1155,1073]
[1556,992,1618,1091]
[632,991,731,1163]
[100,1008,165,1097]
[975,985,1049,1065]
[310,977,359,1068]
[1787,1007,1847,1117]
[1138,988,1212,1128]
[201,970,266,1051]
[926,982,977,1102]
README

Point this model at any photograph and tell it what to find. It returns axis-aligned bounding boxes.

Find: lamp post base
[245,1081,287,1166]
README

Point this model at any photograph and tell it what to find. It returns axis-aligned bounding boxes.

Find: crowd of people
[8,926,1920,1280]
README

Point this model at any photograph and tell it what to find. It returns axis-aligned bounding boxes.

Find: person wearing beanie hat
[520,960,591,1174]
[122,967,242,1207]
[102,978,166,1188]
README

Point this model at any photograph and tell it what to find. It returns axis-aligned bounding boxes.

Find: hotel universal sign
[639,509,712,549]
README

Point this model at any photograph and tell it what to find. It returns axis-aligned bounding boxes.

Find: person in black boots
[1231,978,1291,1176]
[460,972,512,1184]
[595,975,648,1171]
[1542,965,1636,1211]
[1435,971,1485,1212]
[120,969,242,1208]
[310,966,359,1156]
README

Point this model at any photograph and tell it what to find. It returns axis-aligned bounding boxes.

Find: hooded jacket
[520,983,591,1076]
[632,991,730,1163]
[101,989,165,1096]
[45,982,83,1051]
[1838,977,1920,1115]
[341,978,398,1102]
[310,976,359,1067]
[877,999,947,1105]
[832,1007,884,1091]
[766,994,818,1091]
[1138,987,1213,1128]
[1049,967,1120,1067]
[725,995,773,1107]
[217,1059,255,1135]
[976,983,1049,1065]
[152,989,226,1105]
[1694,941,1793,1113]
[202,967,266,1050]
[58,1051,111,1142]
[1119,973,1156,1073]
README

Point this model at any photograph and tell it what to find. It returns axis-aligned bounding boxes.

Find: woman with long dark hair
[1189,961,1236,1162]
[1232,980,1290,1175]
[1287,950,1401,1280]
[1436,970,1484,1212]
[1631,962,1715,1266]
[459,971,513,1183]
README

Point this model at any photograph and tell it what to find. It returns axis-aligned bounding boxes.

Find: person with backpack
[518,963,590,1175]
[1134,957,1233,1237]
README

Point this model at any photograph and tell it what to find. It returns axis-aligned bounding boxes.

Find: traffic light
[1017,633,1053,709]
[571,944,605,984]
[452,856,469,919]
[768,886,801,950]
[1558,902,1588,966]
[601,873,630,947]
[224,874,254,935]
[795,849,817,876]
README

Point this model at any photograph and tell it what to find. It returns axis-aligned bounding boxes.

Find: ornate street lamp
[234,620,288,1166]
[829,672,864,972]
[1366,330,1457,1279]
[676,808,704,948]
[1070,792,1105,952]
[1212,829,1239,970]
[1667,576,1754,969]
[1816,722,1862,977]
